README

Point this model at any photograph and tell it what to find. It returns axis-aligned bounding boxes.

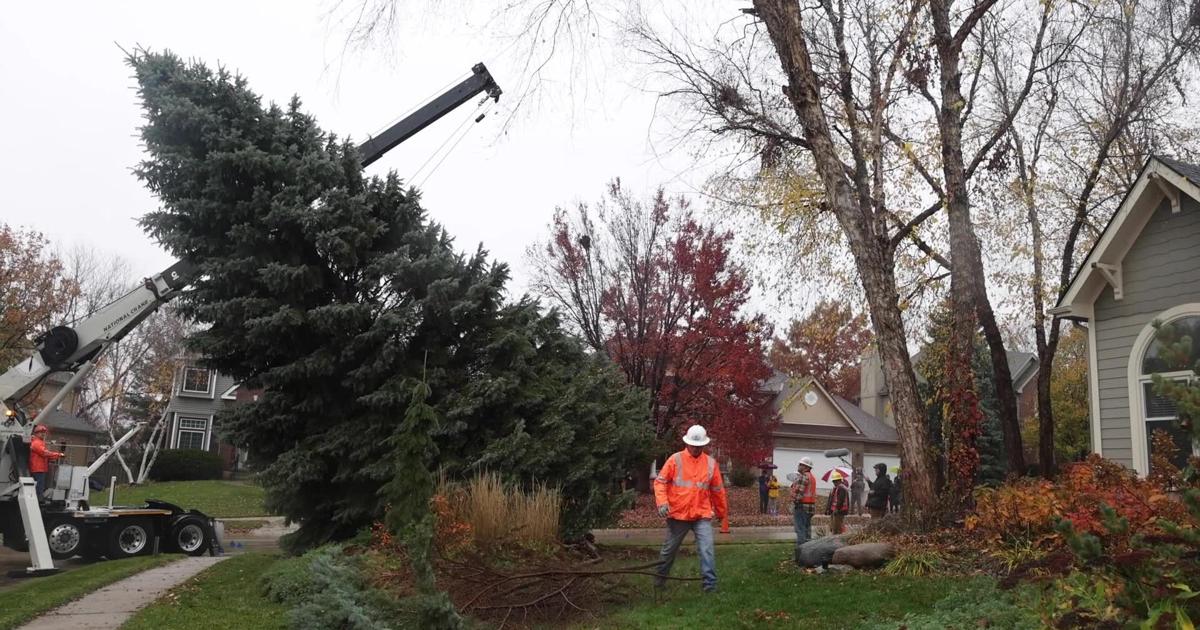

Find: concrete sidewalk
[18,556,227,630]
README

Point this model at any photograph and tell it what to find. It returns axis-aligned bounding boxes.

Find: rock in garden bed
[796,535,846,567]
[831,542,895,568]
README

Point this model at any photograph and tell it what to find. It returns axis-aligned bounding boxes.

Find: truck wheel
[45,518,86,560]
[107,519,153,558]
[170,516,211,556]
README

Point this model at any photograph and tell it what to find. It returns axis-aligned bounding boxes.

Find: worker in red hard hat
[30,425,65,502]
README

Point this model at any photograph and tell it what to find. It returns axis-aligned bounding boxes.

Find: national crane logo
[102,296,153,336]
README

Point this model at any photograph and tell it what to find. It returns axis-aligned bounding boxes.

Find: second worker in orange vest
[653,424,728,593]
[790,456,817,564]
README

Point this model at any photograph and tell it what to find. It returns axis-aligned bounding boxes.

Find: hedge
[150,449,224,481]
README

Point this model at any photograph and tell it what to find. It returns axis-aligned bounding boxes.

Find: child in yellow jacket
[767,475,781,516]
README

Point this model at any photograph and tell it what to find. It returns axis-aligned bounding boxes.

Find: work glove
[657,504,670,518]
[720,518,730,534]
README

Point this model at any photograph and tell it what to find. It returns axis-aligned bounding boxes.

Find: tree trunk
[860,258,938,513]
[931,0,989,506]
[1027,182,1059,478]
[752,0,938,513]
[977,265,1026,476]
[1036,340,1057,474]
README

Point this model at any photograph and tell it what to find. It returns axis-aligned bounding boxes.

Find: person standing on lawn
[767,475,780,516]
[789,457,817,562]
[890,471,903,513]
[865,462,892,519]
[826,471,850,534]
[850,467,865,515]
[653,424,729,593]
[758,468,770,514]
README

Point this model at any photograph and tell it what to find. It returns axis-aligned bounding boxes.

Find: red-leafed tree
[769,301,873,401]
[528,181,776,469]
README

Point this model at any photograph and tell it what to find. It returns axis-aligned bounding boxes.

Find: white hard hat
[682,425,711,446]
[798,457,815,469]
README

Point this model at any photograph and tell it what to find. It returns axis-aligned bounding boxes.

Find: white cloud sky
[1,1,738,297]
[1,0,832,343]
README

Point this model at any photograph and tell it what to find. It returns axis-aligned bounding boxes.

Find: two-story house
[163,359,246,474]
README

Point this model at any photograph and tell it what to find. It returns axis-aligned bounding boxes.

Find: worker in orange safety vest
[790,456,817,563]
[652,424,729,593]
[30,424,65,502]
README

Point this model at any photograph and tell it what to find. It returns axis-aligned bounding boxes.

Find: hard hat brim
[682,435,711,446]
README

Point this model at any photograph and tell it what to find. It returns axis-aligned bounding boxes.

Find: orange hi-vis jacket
[793,471,817,505]
[654,450,728,522]
[29,436,63,474]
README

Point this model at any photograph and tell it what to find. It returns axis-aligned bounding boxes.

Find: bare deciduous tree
[985,0,1200,477]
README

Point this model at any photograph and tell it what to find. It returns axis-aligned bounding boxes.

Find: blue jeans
[655,518,717,591]
[33,472,46,501]
[793,508,812,550]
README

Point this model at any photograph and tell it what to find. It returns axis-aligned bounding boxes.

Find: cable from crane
[407,101,482,184]
[362,70,472,143]
[411,98,495,189]
[409,97,494,189]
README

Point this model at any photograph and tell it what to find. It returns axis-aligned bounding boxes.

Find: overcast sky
[2,1,758,310]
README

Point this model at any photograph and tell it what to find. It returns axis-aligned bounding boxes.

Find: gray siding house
[163,360,242,469]
[1054,156,1200,475]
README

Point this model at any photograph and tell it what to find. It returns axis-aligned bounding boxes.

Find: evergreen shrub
[730,465,756,488]
[150,449,223,481]
[263,545,404,629]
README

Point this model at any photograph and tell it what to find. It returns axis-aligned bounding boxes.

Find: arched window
[1137,314,1200,473]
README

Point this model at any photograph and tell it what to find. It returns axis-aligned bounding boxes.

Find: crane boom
[0,260,194,405]
[357,63,502,167]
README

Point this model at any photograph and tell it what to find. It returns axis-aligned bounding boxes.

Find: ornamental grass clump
[881,548,944,576]
[441,473,562,553]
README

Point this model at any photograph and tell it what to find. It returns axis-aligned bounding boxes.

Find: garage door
[773,448,853,493]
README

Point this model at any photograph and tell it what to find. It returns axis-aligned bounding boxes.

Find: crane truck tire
[168,515,212,556]
[106,518,153,559]
[44,517,85,560]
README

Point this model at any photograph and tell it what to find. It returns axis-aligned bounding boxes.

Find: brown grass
[443,473,561,551]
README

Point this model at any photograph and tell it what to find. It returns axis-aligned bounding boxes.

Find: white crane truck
[0,260,219,576]
[0,62,502,576]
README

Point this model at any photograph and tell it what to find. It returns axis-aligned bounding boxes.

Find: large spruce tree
[131,50,648,548]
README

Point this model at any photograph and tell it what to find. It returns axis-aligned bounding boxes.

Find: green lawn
[103,545,1016,630]
[0,555,177,630]
[110,481,270,518]
[122,553,286,630]
[577,544,1003,629]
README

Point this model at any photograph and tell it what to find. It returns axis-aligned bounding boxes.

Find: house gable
[1056,157,1200,320]
[776,379,860,432]
[1054,156,1200,474]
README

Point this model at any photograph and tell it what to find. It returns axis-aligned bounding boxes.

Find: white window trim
[179,367,215,398]
[1126,303,1200,476]
[220,383,239,401]
[1086,313,1103,458]
[171,413,213,451]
